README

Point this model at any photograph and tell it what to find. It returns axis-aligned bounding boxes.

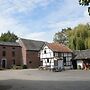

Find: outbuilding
[73,49,90,69]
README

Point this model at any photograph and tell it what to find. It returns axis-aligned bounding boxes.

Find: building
[0,41,22,69]
[73,49,90,69]
[40,43,73,69]
[0,38,73,69]
[18,38,45,68]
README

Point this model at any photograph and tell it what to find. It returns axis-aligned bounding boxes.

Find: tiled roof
[0,41,20,47]
[74,49,90,60]
[20,38,45,51]
[47,43,72,52]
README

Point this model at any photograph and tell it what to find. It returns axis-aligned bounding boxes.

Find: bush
[12,65,22,69]
[22,65,27,69]
[0,67,4,70]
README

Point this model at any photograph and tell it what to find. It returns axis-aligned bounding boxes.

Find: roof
[0,41,20,47]
[20,38,45,51]
[74,49,90,60]
[47,43,72,53]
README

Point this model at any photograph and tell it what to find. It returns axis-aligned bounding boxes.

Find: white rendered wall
[77,60,83,69]
[42,58,54,68]
[40,46,53,59]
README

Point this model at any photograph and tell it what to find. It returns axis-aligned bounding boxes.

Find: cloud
[0,0,54,38]
[24,32,47,41]
[0,0,54,36]
[40,0,90,32]
[0,0,89,42]
[0,15,29,37]
[0,0,54,15]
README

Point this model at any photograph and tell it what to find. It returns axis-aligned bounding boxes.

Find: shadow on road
[0,79,90,90]
[0,85,12,90]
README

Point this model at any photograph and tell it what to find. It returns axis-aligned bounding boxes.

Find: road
[0,69,90,90]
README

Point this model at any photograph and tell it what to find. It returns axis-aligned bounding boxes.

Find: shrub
[22,65,27,69]
[12,65,22,69]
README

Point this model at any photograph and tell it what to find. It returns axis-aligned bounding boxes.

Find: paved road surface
[0,69,90,90]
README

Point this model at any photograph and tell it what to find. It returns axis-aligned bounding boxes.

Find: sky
[0,0,90,42]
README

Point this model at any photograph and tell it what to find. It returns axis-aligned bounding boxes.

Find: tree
[0,31,18,42]
[67,23,90,50]
[79,0,90,15]
[53,23,90,50]
[53,28,72,45]
[79,0,90,5]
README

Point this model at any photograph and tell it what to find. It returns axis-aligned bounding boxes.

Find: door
[72,60,77,69]
[2,60,6,68]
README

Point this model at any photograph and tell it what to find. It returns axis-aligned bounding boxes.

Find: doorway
[72,60,77,69]
[1,59,7,68]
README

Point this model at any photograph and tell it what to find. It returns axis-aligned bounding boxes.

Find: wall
[0,45,22,68]
[26,50,40,68]
[40,46,53,59]
[77,60,83,69]
[18,39,27,65]
[40,46,54,68]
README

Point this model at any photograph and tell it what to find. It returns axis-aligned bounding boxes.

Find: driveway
[0,69,90,90]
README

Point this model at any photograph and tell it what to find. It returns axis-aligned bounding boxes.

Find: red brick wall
[0,45,22,68]
[26,51,40,68]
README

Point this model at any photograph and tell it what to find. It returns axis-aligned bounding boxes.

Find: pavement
[0,69,90,90]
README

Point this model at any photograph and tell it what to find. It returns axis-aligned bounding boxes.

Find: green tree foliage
[53,28,70,45]
[53,23,90,50]
[79,0,90,15]
[79,0,90,6]
[67,24,90,50]
[0,31,18,42]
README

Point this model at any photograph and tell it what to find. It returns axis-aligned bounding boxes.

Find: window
[54,52,58,57]
[58,53,61,57]
[47,59,49,63]
[12,47,15,49]
[3,47,6,49]
[44,50,46,54]
[29,61,32,64]
[12,59,15,65]
[63,57,71,66]
[12,51,15,57]
[67,53,72,56]
[2,51,6,56]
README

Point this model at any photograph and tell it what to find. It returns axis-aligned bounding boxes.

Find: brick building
[18,38,45,68]
[0,41,22,69]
